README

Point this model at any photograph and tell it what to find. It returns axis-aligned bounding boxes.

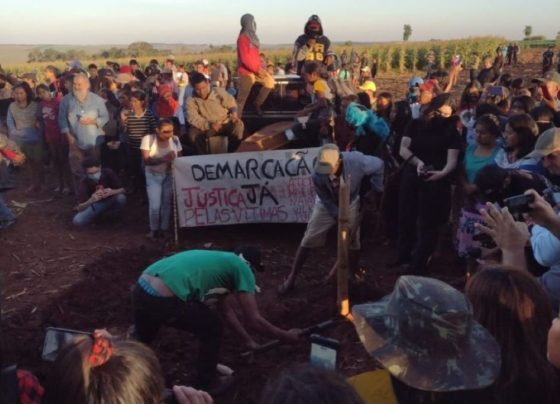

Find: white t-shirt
[140,134,182,174]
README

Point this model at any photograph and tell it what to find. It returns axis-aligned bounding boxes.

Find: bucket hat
[352,276,501,392]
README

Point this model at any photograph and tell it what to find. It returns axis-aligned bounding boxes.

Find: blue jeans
[73,194,126,226]
[145,170,173,231]
[0,193,16,228]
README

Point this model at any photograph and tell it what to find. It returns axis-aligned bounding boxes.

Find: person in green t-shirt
[132,246,300,395]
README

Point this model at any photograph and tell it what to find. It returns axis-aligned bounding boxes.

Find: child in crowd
[36,84,73,194]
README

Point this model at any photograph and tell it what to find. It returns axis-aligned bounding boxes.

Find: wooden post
[171,162,179,246]
[337,176,352,319]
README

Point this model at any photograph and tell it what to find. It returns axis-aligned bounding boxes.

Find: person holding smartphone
[396,94,461,273]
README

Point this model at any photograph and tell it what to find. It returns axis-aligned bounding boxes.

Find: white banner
[174,148,320,227]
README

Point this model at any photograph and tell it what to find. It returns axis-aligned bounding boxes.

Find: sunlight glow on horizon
[1,0,558,45]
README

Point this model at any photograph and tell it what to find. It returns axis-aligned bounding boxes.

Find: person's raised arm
[476,203,530,269]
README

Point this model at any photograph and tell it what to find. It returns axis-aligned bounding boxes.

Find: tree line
[27,42,171,63]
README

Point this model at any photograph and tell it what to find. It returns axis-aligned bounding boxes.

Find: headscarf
[240,14,260,48]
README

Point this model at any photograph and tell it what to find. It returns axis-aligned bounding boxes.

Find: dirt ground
[0,51,544,403]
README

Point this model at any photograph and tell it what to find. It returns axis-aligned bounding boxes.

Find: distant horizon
[0,36,547,48]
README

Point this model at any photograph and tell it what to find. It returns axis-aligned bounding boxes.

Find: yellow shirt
[347,370,398,404]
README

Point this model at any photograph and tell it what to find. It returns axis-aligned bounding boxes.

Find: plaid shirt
[17,369,44,404]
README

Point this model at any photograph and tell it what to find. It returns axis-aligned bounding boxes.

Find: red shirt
[40,98,66,144]
[237,34,261,76]
[17,369,44,404]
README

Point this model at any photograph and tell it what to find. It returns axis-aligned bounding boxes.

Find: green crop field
[0,36,545,79]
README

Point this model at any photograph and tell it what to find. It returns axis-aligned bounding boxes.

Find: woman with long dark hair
[6,82,43,193]
[467,268,560,404]
[121,90,158,193]
[388,100,412,163]
[396,93,462,272]
[494,113,541,172]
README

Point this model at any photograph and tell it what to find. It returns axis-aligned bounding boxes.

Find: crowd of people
[2,11,560,404]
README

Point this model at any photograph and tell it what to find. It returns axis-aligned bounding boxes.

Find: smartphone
[419,165,434,179]
[42,327,92,362]
[487,86,504,97]
[309,334,340,370]
[503,193,535,215]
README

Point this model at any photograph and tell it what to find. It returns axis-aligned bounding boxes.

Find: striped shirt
[124,109,158,149]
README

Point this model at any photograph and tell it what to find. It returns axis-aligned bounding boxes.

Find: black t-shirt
[406,117,462,170]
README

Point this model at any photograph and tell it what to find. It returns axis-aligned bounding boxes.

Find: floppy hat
[526,127,560,159]
[358,80,376,92]
[234,246,264,272]
[352,276,501,392]
[314,144,340,175]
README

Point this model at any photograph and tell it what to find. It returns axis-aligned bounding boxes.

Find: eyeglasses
[160,130,173,134]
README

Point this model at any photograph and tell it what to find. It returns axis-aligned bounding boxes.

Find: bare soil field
[0,53,543,403]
